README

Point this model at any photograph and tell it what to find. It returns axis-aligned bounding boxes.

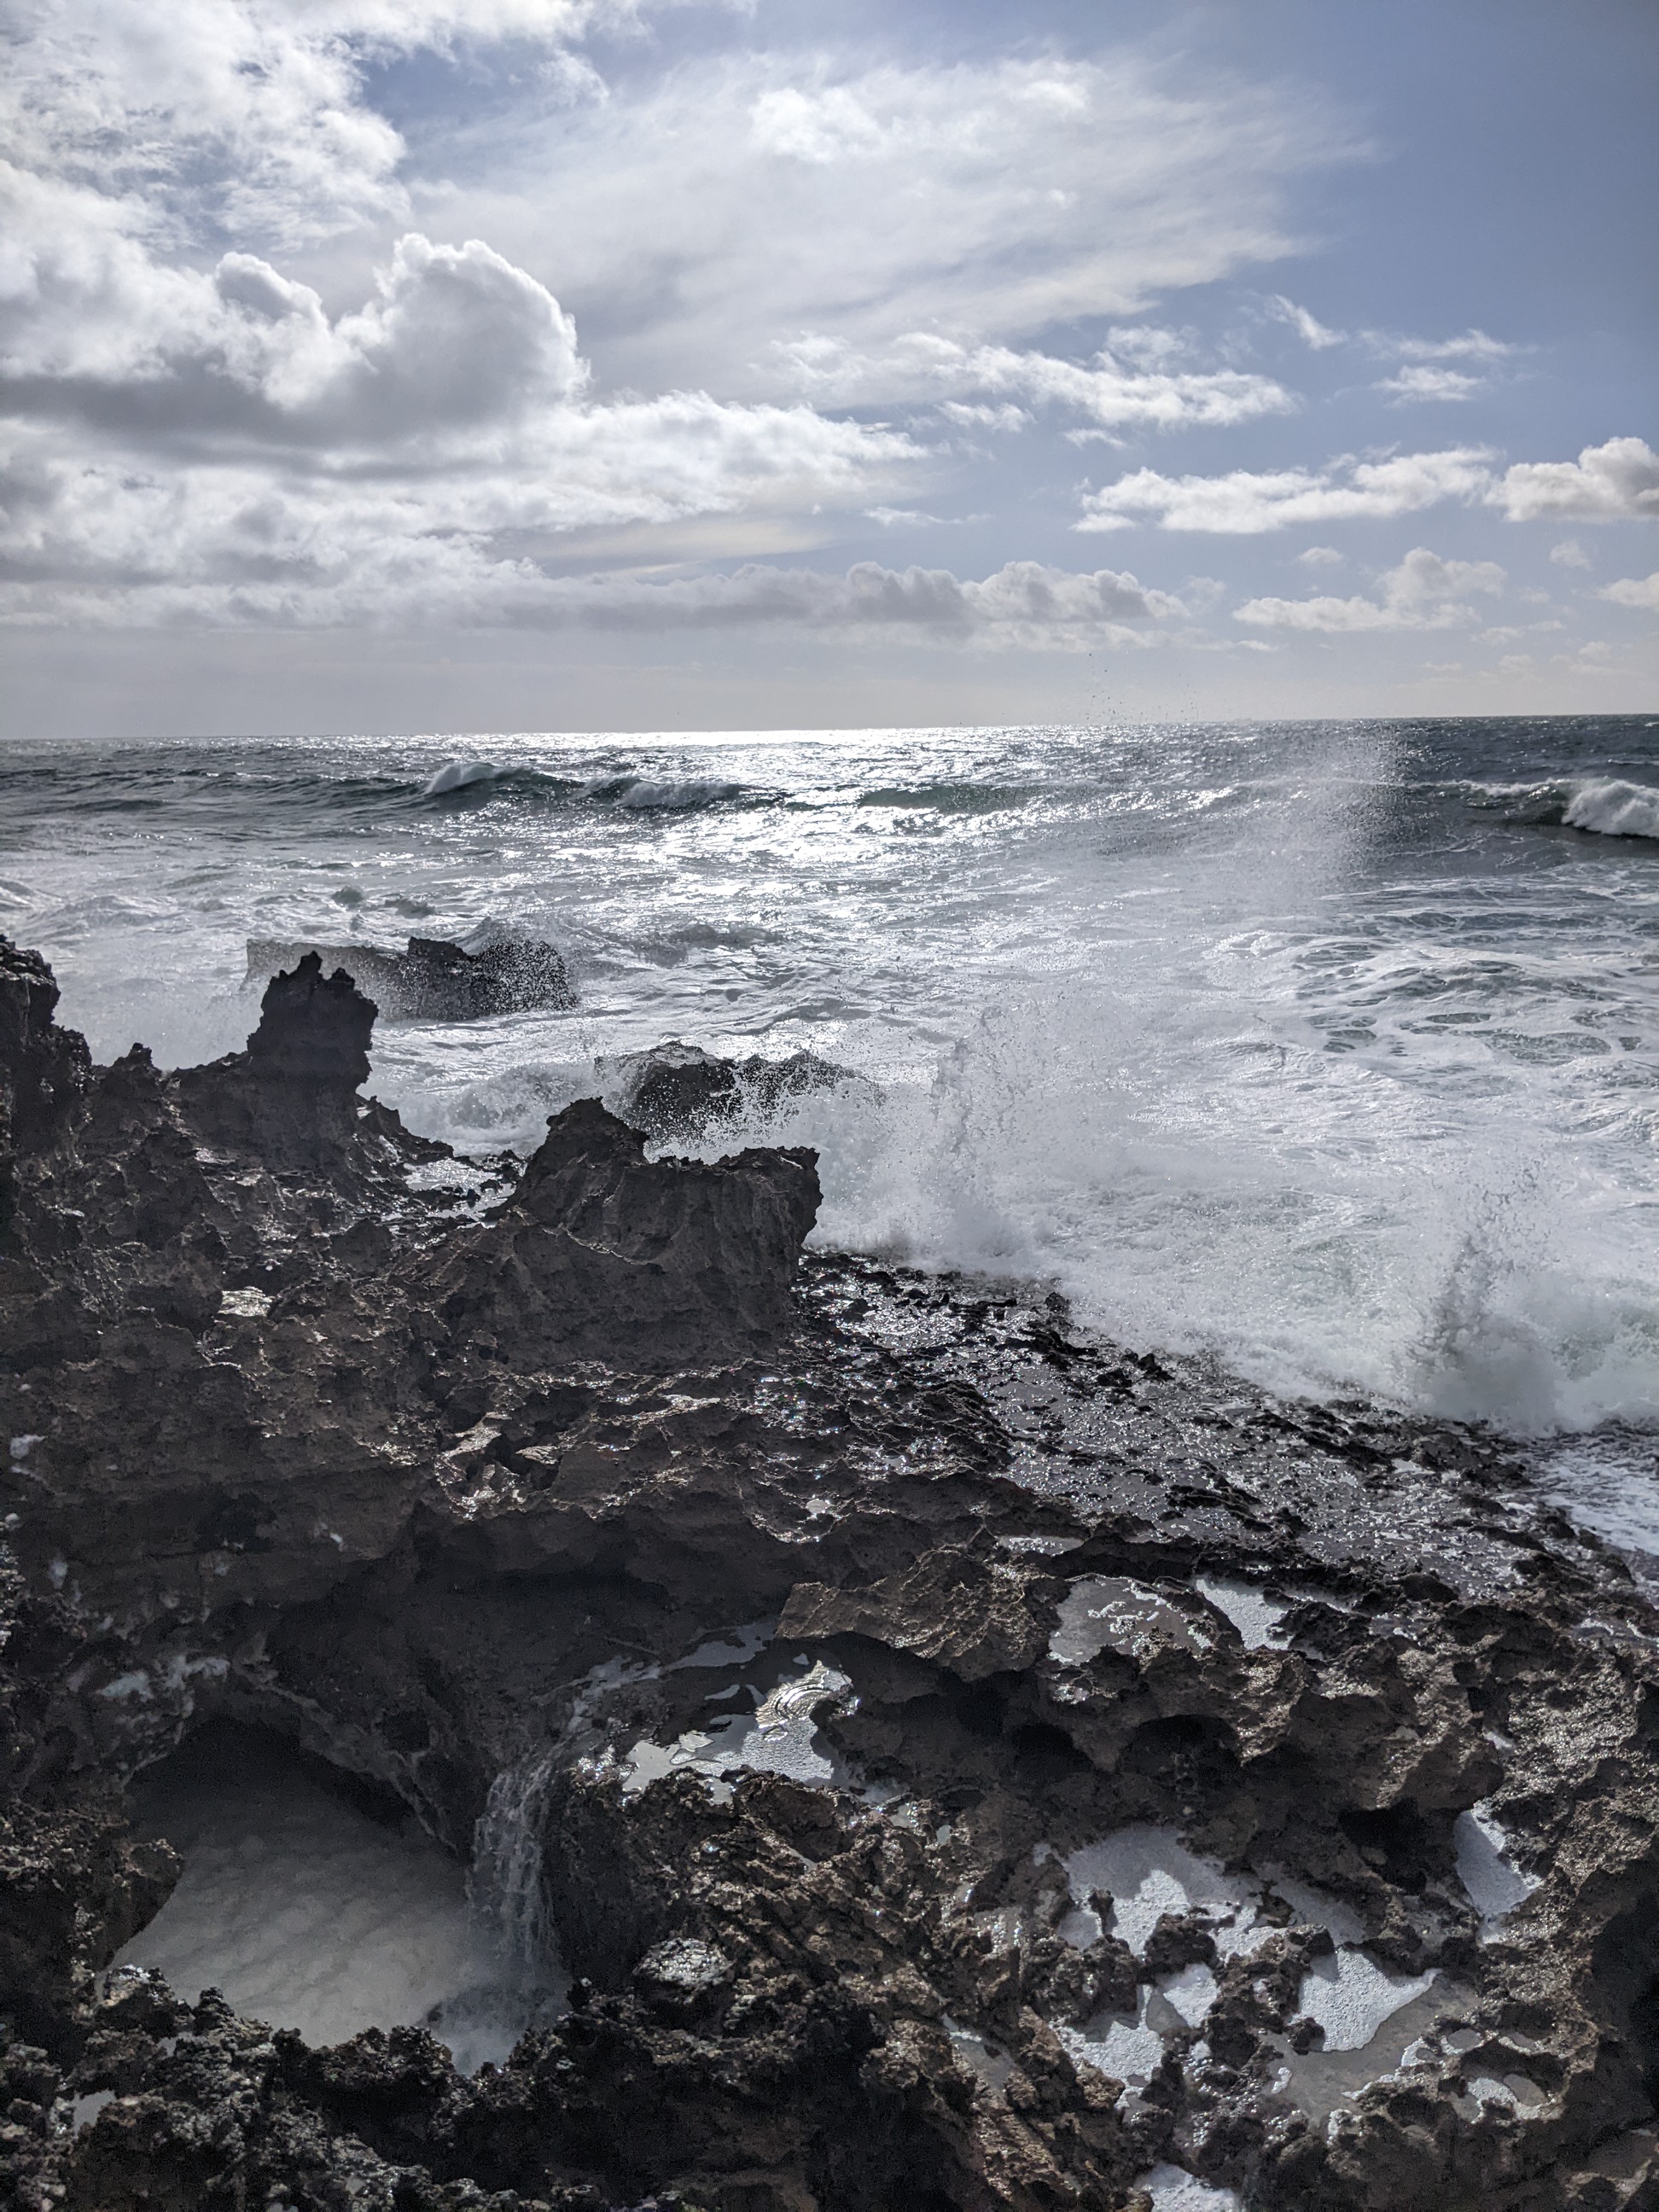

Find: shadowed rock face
[3,928,1659,2212]
[0,938,89,1230]
[246,934,576,1021]
[175,952,388,1175]
[429,1097,822,1366]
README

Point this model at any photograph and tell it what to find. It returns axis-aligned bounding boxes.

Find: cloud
[1550,538,1591,569]
[1076,447,1494,533]
[1492,437,1659,522]
[1077,437,1659,533]
[935,403,1030,434]
[1266,297,1345,349]
[0,201,927,621]
[1297,545,1344,567]
[1601,573,1659,612]
[1391,329,1515,362]
[0,386,919,608]
[1376,365,1485,404]
[1234,546,1505,632]
[0,516,1185,643]
[0,0,655,252]
[445,50,1355,397]
[779,332,1295,434]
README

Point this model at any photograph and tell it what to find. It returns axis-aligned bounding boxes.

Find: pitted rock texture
[2,928,1658,2212]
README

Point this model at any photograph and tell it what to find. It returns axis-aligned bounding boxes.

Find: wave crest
[1465,775,1659,840]
[1562,778,1659,840]
[422,759,512,798]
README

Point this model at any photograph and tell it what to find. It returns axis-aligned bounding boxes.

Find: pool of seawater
[117,1725,563,2073]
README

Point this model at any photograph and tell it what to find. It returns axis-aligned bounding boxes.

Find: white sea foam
[1562,777,1659,839]
[119,1737,559,2073]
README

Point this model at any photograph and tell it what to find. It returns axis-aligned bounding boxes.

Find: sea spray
[9,717,1656,1441]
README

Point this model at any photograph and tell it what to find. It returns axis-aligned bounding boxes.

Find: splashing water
[469,1749,562,1973]
[4,716,1656,1442]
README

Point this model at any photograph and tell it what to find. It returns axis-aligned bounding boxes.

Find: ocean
[3,715,1656,1528]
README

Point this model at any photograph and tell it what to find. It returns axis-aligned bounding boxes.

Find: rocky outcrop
[246,934,576,1020]
[0,938,89,1233]
[3,930,1659,2212]
[601,1039,864,1144]
[422,1097,821,1370]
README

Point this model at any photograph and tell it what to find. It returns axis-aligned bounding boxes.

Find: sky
[1,0,1655,736]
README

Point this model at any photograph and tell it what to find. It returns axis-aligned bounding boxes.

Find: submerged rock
[246,933,576,1020]
[602,1037,865,1142]
[3,926,1658,2212]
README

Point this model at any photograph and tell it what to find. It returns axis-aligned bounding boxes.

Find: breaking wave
[597,775,747,811]
[1469,775,1659,839]
[1562,778,1659,839]
[418,760,748,812]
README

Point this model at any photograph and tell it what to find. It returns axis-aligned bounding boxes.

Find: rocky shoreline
[2,934,1656,2212]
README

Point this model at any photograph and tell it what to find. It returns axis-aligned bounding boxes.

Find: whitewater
[3,714,1656,1467]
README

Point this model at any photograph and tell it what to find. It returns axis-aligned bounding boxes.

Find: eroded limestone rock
[3,929,1658,2212]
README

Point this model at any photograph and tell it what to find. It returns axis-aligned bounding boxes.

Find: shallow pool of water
[118,1726,560,2072]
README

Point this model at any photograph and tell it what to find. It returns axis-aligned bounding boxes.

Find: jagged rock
[246,934,576,1020]
[0,938,90,1235]
[602,1038,864,1143]
[777,1549,1059,1679]
[426,1097,821,1367]
[175,951,381,1176]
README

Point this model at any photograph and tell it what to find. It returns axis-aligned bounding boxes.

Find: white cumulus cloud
[1600,573,1659,612]
[1492,437,1659,522]
[1077,437,1659,534]
[1234,547,1505,632]
[777,332,1295,434]
[1076,447,1494,533]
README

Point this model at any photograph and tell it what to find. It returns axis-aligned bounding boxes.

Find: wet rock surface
[3,929,1658,2212]
[599,1039,867,1145]
[246,935,576,1020]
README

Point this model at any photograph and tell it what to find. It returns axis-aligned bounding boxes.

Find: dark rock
[0,938,90,1236]
[426,1097,821,1367]
[246,934,576,1020]
[602,1039,864,1143]
[176,952,381,1174]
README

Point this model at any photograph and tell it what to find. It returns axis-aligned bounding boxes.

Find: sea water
[4,716,1653,1446]
[115,1728,561,2071]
